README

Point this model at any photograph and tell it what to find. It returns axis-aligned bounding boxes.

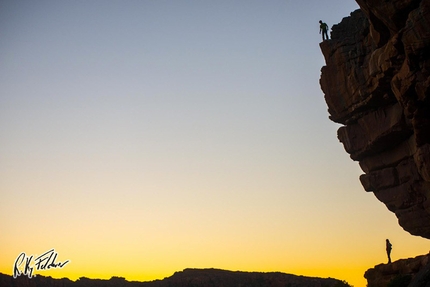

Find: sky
[1,1,429,286]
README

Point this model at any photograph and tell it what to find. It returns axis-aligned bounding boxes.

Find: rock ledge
[320,0,430,239]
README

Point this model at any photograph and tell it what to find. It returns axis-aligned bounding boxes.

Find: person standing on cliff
[386,239,392,263]
[319,20,329,41]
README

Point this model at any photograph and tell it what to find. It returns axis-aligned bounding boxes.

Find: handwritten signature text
[13,249,70,278]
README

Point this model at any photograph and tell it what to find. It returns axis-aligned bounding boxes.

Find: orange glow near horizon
[2,215,430,287]
[2,156,430,287]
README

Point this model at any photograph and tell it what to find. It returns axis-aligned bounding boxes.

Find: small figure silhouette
[319,20,329,41]
[386,239,392,263]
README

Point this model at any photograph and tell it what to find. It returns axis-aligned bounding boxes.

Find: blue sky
[1,1,429,286]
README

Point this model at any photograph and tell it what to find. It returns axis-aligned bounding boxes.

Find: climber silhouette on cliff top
[319,20,329,41]
[386,239,392,264]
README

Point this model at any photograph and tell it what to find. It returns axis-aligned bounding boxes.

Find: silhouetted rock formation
[147,268,347,287]
[364,253,430,287]
[320,0,430,239]
[0,269,349,287]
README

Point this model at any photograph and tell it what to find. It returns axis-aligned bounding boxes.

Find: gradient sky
[1,1,429,286]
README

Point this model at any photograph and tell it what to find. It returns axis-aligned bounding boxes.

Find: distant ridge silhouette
[1,268,351,287]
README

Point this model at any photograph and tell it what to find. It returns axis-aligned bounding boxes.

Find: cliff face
[364,254,430,287]
[320,0,430,238]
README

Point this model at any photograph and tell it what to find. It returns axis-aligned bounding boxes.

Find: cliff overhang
[320,0,430,238]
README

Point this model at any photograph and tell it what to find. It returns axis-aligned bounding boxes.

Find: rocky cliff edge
[365,253,430,287]
[320,0,430,239]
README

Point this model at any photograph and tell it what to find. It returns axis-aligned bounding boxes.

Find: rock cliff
[320,0,430,239]
[364,254,430,287]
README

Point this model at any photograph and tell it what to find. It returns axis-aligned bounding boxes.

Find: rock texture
[364,253,430,287]
[0,269,349,287]
[320,0,430,238]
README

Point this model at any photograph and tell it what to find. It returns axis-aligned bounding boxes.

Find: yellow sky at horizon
[2,188,430,287]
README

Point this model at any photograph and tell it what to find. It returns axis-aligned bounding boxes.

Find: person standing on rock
[386,239,392,263]
[319,20,329,41]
